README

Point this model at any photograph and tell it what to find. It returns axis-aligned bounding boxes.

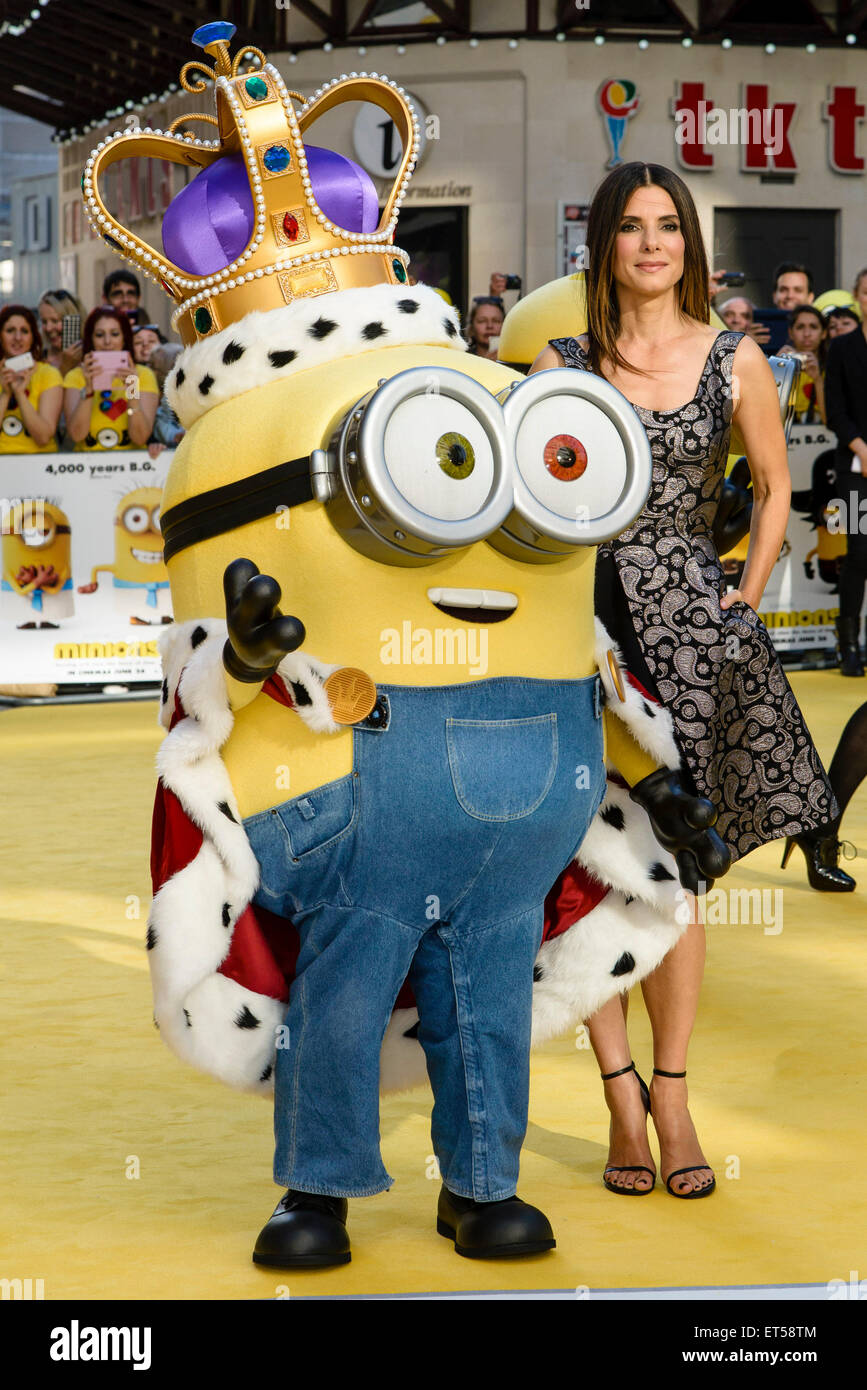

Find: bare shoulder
[730,330,774,380]
[529,343,565,374]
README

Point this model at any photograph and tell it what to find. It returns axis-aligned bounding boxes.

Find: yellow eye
[437,432,475,480]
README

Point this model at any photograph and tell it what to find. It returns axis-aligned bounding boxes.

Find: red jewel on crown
[282,212,299,242]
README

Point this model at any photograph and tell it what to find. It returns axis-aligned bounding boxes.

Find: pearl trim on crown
[81,65,422,322]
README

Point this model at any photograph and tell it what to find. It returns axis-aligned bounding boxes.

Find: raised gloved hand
[629,767,731,894]
[222,558,306,683]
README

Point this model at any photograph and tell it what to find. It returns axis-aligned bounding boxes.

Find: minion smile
[427,587,518,624]
[131,547,163,564]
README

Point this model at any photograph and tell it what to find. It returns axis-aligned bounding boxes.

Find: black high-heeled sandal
[651,1068,716,1199]
[600,1060,655,1195]
[781,832,856,892]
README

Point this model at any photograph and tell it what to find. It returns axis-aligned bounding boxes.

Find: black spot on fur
[222,902,231,928]
[222,340,245,365]
[183,1008,192,1027]
[175,367,185,387]
[289,680,312,708]
[362,320,387,340]
[443,316,457,338]
[403,1020,420,1040]
[259,1062,273,1083]
[269,348,297,369]
[198,374,214,396]
[308,317,337,340]
[642,701,657,718]
[533,965,544,982]
[153,1015,160,1031]
[190,625,207,649]
[218,800,238,823]
[649,862,676,882]
[235,1005,260,1030]
[600,803,625,831]
[397,298,419,314]
[624,895,635,906]
[611,951,635,977]
[161,677,168,704]
[146,924,157,950]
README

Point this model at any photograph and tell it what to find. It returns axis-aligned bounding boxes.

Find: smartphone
[717,271,745,287]
[4,351,35,372]
[91,350,132,393]
[752,308,791,356]
[62,314,81,349]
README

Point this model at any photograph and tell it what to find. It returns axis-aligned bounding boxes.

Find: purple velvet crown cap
[162,146,381,276]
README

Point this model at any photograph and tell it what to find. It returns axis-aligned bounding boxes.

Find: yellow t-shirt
[63,364,158,451]
[0,361,62,453]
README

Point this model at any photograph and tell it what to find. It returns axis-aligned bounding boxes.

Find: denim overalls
[243,673,606,1202]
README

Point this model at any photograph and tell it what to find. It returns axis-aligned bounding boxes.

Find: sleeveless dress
[549,330,837,861]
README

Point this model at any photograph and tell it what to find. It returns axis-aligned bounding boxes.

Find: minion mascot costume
[84,22,729,1269]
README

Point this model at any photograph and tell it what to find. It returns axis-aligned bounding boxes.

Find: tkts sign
[671,83,865,174]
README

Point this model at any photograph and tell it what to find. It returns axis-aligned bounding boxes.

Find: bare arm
[722,336,791,611]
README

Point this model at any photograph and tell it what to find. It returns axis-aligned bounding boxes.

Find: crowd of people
[0,269,183,457]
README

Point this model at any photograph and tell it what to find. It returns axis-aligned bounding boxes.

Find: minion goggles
[160,367,652,566]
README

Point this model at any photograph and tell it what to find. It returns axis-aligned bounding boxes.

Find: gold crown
[81,24,420,347]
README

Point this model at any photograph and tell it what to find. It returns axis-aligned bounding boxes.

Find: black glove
[712,473,753,557]
[222,558,306,683]
[629,767,731,894]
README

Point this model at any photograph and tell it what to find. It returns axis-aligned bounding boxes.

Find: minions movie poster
[0,451,173,686]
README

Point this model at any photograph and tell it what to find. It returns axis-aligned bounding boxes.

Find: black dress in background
[549,330,837,861]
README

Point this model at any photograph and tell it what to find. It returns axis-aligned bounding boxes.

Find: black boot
[252,1190,350,1268]
[836,617,864,677]
[781,830,856,891]
[436,1185,555,1259]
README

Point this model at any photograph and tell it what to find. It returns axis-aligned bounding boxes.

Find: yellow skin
[83,486,167,588]
[2,501,71,595]
[164,345,658,817]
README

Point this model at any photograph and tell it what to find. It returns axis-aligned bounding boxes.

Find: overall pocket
[446,714,558,822]
[273,773,358,860]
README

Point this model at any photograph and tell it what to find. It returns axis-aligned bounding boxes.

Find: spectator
[132,323,167,366]
[464,296,504,359]
[37,289,86,376]
[825,305,860,339]
[0,304,62,452]
[773,261,815,309]
[777,304,828,424]
[103,269,148,327]
[62,306,158,451]
[824,265,867,675]
[719,295,755,331]
[147,343,185,458]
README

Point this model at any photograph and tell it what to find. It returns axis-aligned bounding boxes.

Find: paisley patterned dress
[549,329,837,861]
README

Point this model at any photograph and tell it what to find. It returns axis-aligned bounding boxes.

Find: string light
[638,38,650,50]
[0,0,53,37]
[722,38,733,48]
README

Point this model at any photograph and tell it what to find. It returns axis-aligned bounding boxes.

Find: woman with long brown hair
[530,163,844,1199]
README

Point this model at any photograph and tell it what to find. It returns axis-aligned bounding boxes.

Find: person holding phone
[37,289,86,377]
[63,307,158,451]
[0,304,63,453]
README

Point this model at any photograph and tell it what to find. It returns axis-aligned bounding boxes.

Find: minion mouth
[131,547,163,564]
[426,587,518,624]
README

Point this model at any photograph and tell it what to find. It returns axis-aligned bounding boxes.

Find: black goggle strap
[160,456,315,563]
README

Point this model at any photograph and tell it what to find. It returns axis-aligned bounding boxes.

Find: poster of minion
[2,0,865,1350]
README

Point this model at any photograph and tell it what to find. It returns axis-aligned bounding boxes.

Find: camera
[503,274,522,291]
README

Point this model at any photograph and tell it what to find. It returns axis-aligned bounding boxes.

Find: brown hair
[853,267,867,298]
[583,162,710,380]
[82,305,136,357]
[0,304,44,360]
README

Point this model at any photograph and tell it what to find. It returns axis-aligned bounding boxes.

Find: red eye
[544,434,587,481]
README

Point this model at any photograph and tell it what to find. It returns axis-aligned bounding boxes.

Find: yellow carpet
[2,675,865,1299]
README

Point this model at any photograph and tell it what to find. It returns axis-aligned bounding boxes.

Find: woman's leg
[640,906,714,1195]
[827,701,867,820]
[586,992,656,1192]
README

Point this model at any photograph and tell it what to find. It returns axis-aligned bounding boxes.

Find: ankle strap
[601,1060,636,1081]
[653,1068,687,1078]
